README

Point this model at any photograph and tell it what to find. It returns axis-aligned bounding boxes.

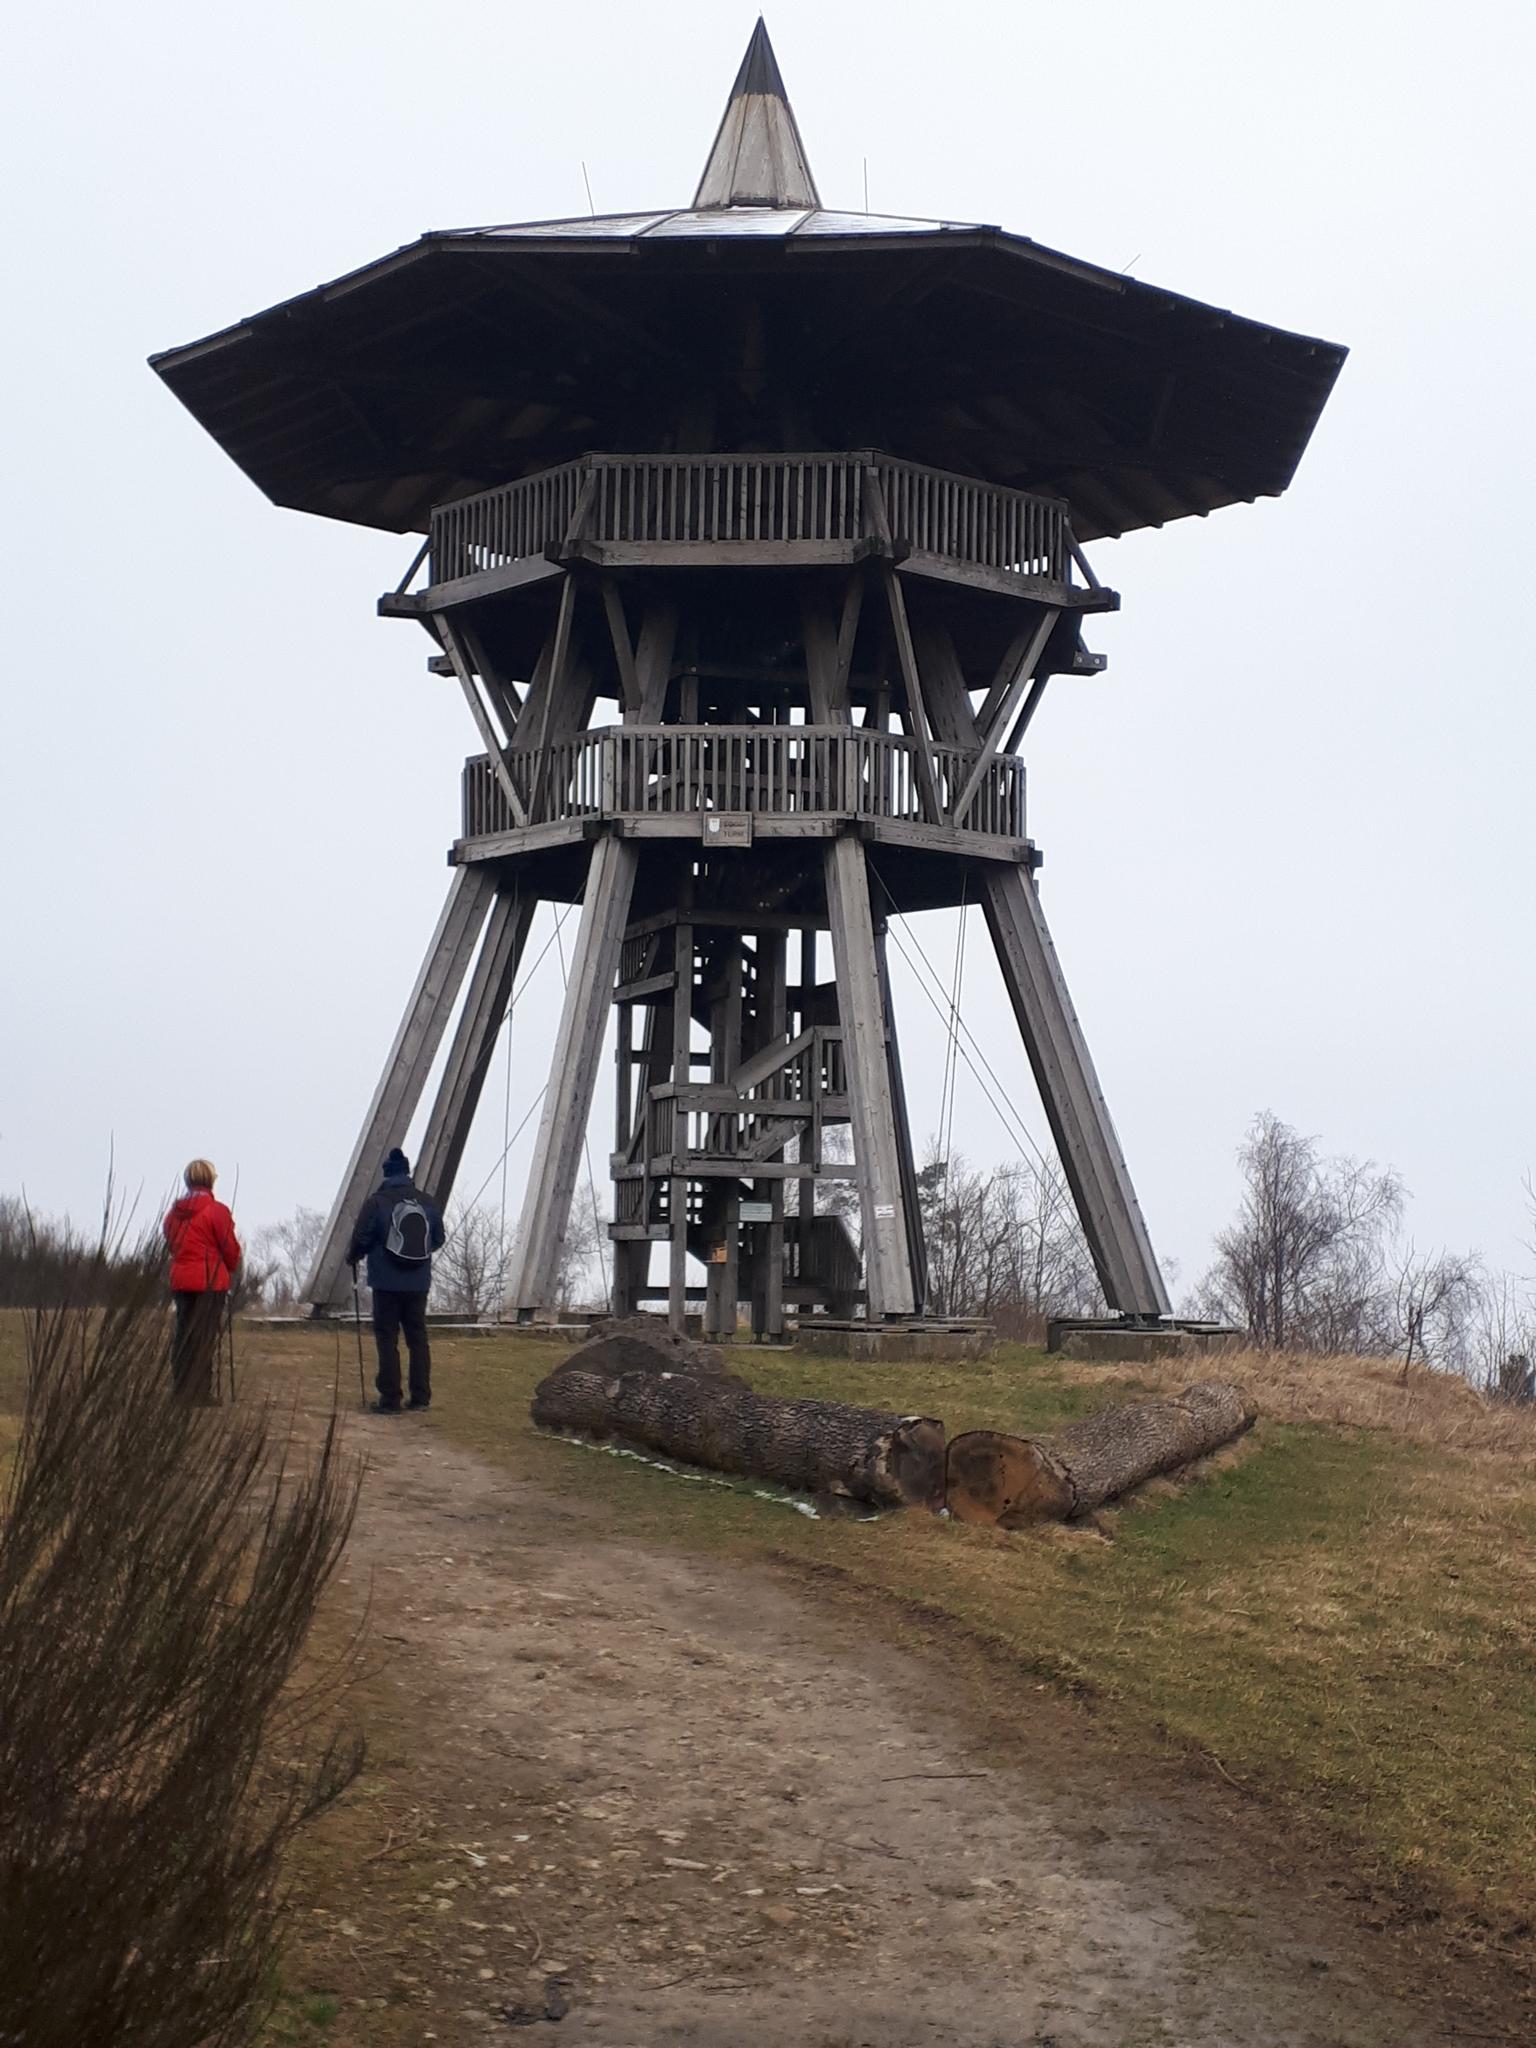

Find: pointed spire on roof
[692,18,821,211]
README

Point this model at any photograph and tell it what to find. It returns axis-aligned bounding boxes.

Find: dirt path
[305,1421,1461,2048]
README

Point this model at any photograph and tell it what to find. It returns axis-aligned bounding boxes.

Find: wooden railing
[428,451,1070,587]
[460,726,1027,842]
[641,1027,848,1169]
[431,458,588,587]
[871,455,1063,582]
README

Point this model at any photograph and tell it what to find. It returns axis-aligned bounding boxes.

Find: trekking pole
[228,1162,242,1404]
[351,1267,367,1411]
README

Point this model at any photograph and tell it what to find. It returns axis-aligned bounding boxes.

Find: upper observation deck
[389,451,1115,613]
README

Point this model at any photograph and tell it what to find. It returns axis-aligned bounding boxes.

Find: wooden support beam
[858,467,941,818]
[460,621,523,733]
[529,574,579,811]
[974,620,1041,738]
[305,865,496,1309]
[876,564,944,825]
[669,919,694,1334]
[600,574,642,718]
[824,835,918,1317]
[436,614,528,827]
[753,928,789,1340]
[833,568,865,705]
[414,883,537,1210]
[979,615,1056,750]
[876,924,928,1312]
[950,607,1058,825]
[508,835,639,1317]
[704,943,744,1339]
[981,867,1171,1318]
[634,599,679,722]
[915,620,1170,1318]
[1004,677,1050,754]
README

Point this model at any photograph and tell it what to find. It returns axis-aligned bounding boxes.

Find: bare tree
[556,1198,608,1309]
[1197,1113,1403,1351]
[917,1146,1101,1326]
[432,1201,513,1317]
[251,1204,325,1306]
[1468,1268,1536,1399]
[1388,1242,1480,1379]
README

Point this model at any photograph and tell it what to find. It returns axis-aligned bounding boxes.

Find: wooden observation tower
[153,22,1343,1335]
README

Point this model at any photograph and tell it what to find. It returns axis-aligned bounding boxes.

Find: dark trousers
[171,1291,224,1402]
[372,1289,431,1409]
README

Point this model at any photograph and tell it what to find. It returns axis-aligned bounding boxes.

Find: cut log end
[943,1430,1073,1527]
[879,1417,948,1512]
[944,1382,1256,1527]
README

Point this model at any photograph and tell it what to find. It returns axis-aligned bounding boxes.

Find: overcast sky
[4,0,1533,1298]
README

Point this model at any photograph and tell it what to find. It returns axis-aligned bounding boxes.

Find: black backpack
[385,1196,433,1264]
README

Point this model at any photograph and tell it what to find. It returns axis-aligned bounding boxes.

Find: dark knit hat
[383,1146,410,1178]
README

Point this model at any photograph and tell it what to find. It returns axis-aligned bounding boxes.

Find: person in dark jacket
[163,1158,242,1402]
[346,1147,445,1414]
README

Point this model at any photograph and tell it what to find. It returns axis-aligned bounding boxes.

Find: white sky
[3,0,1533,1296]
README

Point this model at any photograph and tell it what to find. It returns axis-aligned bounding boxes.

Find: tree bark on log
[945,1381,1256,1528]
[532,1365,945,1511]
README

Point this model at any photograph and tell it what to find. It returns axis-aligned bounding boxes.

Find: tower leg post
[507,834,639,1318]
[304,864,497,1311]
[824,836,918,1317]
[980,866,1170,1317]
[414,880,537,1213]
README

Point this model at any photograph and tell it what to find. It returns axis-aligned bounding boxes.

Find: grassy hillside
[2,1311,1532,1978]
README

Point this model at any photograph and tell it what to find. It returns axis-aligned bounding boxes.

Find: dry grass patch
[1058,1343,1536,1458]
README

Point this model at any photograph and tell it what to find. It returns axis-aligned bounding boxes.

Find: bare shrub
[0,1194,144,1310]
[0,1235,363,2048]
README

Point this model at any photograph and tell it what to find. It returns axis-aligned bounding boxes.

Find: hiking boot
[406,1398,431,1411]
[369,1399,403,1415]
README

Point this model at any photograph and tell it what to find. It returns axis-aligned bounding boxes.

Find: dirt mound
[552,1315,746,1387]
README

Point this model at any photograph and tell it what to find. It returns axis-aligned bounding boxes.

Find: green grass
[259,1988,341,2043]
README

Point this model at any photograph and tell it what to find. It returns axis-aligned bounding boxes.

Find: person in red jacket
[163,1158,242,1401]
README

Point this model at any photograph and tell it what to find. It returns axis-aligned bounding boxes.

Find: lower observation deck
[454,724,1030,865]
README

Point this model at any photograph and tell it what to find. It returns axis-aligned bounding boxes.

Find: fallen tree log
[945,1381,1256,1527]
[532,1362,945,1511]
